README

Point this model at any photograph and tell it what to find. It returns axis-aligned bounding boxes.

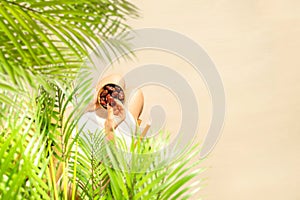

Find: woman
[51,74,146,199]
[81,74,145,146]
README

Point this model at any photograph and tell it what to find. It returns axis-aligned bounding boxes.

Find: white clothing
[77,110,136,148]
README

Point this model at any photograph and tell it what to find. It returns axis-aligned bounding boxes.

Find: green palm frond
[73,129,204,200]
[0,0,138,106]
[0,1,138,199]
[0,98,51,199]
[0,75,92,198]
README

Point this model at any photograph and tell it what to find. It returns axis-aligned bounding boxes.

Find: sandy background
[121,0,300,199]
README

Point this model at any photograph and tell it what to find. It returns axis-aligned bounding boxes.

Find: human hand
[104,98,125,140]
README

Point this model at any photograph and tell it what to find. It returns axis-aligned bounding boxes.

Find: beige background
[124,0,300,199]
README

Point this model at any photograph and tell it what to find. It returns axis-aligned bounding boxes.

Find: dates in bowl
[98,83,125,109]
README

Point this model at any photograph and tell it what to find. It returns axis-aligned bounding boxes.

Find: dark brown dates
[98,83,125,109]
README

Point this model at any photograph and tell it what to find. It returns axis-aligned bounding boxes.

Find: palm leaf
[72,126,204,200]
[0,0,138,105]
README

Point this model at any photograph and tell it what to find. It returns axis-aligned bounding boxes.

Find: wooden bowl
[97,83,125,109]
